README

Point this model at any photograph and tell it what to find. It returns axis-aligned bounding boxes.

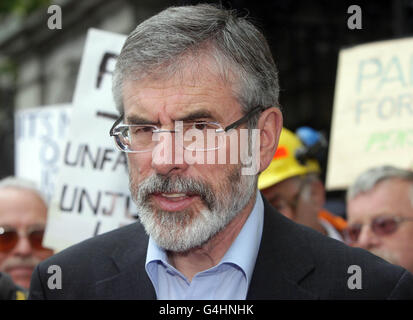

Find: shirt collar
[219,191,264,285]
[146,237,167,266]
[145,191,264,285]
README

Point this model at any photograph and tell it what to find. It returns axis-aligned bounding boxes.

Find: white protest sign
[44,29,137,252]
[326,37,413,190]
[14,105,72,203]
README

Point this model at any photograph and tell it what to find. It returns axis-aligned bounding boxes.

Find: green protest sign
[327,37,413,190]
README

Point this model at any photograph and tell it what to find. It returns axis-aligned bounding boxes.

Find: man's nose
[12,236,33,257]
[356,225,380,250]
[151,131,189,175]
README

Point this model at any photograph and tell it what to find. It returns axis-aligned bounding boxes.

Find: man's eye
[137,127,153,133]
[193,122,209,130]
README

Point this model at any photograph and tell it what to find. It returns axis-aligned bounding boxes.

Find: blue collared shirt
[145,191,264,300]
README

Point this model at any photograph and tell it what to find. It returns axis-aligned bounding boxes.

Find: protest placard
[14,105,72,203]
[43,29,137,252]
[326,37,413,190]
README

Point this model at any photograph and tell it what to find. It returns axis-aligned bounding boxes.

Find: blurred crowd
[258,126,413,279]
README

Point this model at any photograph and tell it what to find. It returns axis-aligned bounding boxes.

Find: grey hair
[0,176,47,206]
[346,165,413,207]
[112,3,280,128]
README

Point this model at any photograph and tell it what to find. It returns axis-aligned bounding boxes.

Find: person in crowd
[29,4,413,299]
[259,127,347,241]
[0,177,53,289]
[346,165,413,274]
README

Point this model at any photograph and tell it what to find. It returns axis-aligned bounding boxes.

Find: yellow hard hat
[258,127,321,190]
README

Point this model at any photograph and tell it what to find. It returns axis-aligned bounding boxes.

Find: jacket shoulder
[29,221,148,299]
[41,221,145,266]
[259,197,413,299]
[298,222,413,299]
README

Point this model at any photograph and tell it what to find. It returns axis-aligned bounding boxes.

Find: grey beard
[130,168,257,252]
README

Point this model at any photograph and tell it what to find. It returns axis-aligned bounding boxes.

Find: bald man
[0,177,53,289]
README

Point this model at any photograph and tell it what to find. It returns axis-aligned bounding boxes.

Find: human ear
[257,107,283,173]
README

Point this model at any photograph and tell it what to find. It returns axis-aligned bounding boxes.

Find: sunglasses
[344,216,413,244]
[0,226,47,252]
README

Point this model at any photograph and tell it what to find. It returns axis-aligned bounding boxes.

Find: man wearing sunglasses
[0,177,53,290]
[30,4,413,300]
[346,165,413,274]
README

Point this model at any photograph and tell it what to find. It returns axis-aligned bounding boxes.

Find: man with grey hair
[29,4,413,300]
[0,176,53,290]
[346,165,413,274]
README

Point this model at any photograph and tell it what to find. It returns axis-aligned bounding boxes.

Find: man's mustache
[1,256,41,271]
[134,174,216,211]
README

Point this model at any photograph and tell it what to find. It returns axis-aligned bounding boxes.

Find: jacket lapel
[93,222,156,299]
[247,196,318,299]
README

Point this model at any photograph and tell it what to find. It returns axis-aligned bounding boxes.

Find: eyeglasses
[344,216,413,244]
[109,106,264,153]
[0,226,47,252]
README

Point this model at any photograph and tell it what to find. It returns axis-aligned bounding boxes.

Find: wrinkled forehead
[122,46,237,94]
[121,55,241,124]
[0,188,47,225]
[347,182,413,224]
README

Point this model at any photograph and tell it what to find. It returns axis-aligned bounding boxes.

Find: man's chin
[7,267,34,289]
[138,206,218,253]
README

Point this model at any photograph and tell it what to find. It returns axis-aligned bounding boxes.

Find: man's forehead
[122,81,239,124]
[121,54,239,121]
[125,108,219,124]
[347,192,411,224]
[0,207,47,227]
[0,188,46,211]
[347,192,381,219]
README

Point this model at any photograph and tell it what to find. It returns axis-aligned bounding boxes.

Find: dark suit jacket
[29,197,413,299]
